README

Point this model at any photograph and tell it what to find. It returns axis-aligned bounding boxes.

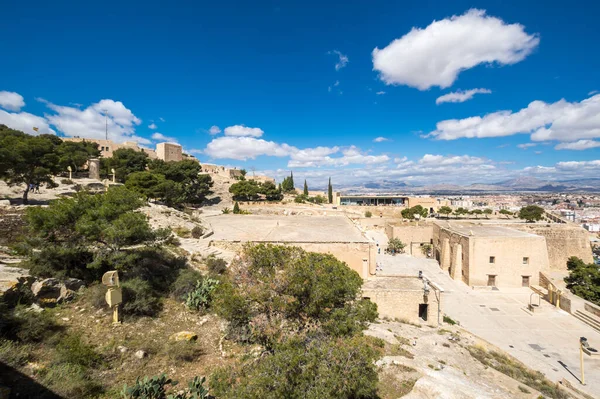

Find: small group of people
[375,261,384,272]
[28,183,41,193]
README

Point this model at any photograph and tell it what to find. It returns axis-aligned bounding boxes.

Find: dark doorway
[419,304,428,321]
[487,275,497,287]
[522,276,530,287]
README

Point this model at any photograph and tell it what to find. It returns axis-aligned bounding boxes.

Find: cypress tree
[328,177,333,204]
[290,171,295,190]
[233,201,240,214]
[303,179,309,196]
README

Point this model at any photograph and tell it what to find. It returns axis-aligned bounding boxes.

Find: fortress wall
[510,225,593,270]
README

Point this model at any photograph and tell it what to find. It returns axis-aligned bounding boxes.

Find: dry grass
[377,367,417,399]
[467,345,569,399]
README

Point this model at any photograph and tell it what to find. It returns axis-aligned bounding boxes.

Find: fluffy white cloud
[204,136,294,160]
[43,99,149,144]
[328,50,349,71]
[152,132,178,143]
[419,154,485,165]
[372,9,539,90]
[373,136,389,142]
[148,123,157,129]
[0,109,54,135]
[517,143,537,149]
[429,94,600,142]
[376,91,386,95]
[223,125,264,137]
[436,88,491,104]
[204,135,389,167]
[0,91,25,111]
[555,140,600,150]
[209,125,221,135]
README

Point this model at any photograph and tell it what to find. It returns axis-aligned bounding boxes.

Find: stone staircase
[573,309,600,334]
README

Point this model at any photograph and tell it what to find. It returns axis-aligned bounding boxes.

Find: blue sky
[1,0,599,187]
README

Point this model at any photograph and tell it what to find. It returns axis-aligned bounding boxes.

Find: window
[100,146,105,151]
[523,257,529,265]
[106,147,110,151]
[522,276,530,287]
[489,256,495,264]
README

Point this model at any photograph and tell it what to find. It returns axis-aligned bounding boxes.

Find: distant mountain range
[339,177,600,194]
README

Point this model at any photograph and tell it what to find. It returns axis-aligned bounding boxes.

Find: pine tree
[303,179,308,196]
[233,201,240,214]
[328,177,333,204]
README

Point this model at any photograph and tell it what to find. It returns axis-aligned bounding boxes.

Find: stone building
[62,138,158,159]
[433,223,550,287]
[208,214,376,278]
[362,276,442,326]
[385,223,433,258]
[156,142,183,162]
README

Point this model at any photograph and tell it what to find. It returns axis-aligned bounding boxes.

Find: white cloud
[555,140,600,150]
[0,91,25,111]
[159,117,165,122]
[376,91,386,95]
[0,109,54,135]
[223,125,264,137]
[373,136,389,142]
[429,94,600,142]
[328,50,349,71]
[419,154,486,165]
[517,143,537,149]
[209,125,221,135]
[148,123,157,129]
[204,135,389,168]
[152,132,178,143]
[436,88,491,104]
[204,136,293,160]
[589,90,598,96]
[44,98,149,144]
[372,9,539,90]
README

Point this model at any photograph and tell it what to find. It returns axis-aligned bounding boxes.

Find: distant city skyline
[1,1,599,187]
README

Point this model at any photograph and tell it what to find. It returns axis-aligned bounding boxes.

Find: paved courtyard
[367,230,600,397]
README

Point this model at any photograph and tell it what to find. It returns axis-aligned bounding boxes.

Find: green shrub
[85,284,108,309]
[55,333,102,367]
[61,179,74,185]
[206,255,227,275]
[365,211,372,218]
[222,207,231,214]
[233,201,240,214]
[122,374,210,399]
[191,226,204,239]
[172,226,192,238]
[210,335,382,399]
[0,338,32,367]
[40,362,103,398]
[9,307,62,343]
[170,268,204,301]
[443,315,457,325]
[121,278,162,318]
[186,278,219,311]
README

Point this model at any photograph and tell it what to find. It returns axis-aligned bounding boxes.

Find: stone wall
[510,224,593,270]
[212,240,375,279]
[0,209,25,246]
[362,278,441,326]
[386,224,433,258]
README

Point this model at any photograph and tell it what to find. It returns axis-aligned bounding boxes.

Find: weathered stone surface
[64,278,85,291]
[31,278,61,299]
[169,331,198,342]
[134,350,147,359]
[58,286,75,303]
